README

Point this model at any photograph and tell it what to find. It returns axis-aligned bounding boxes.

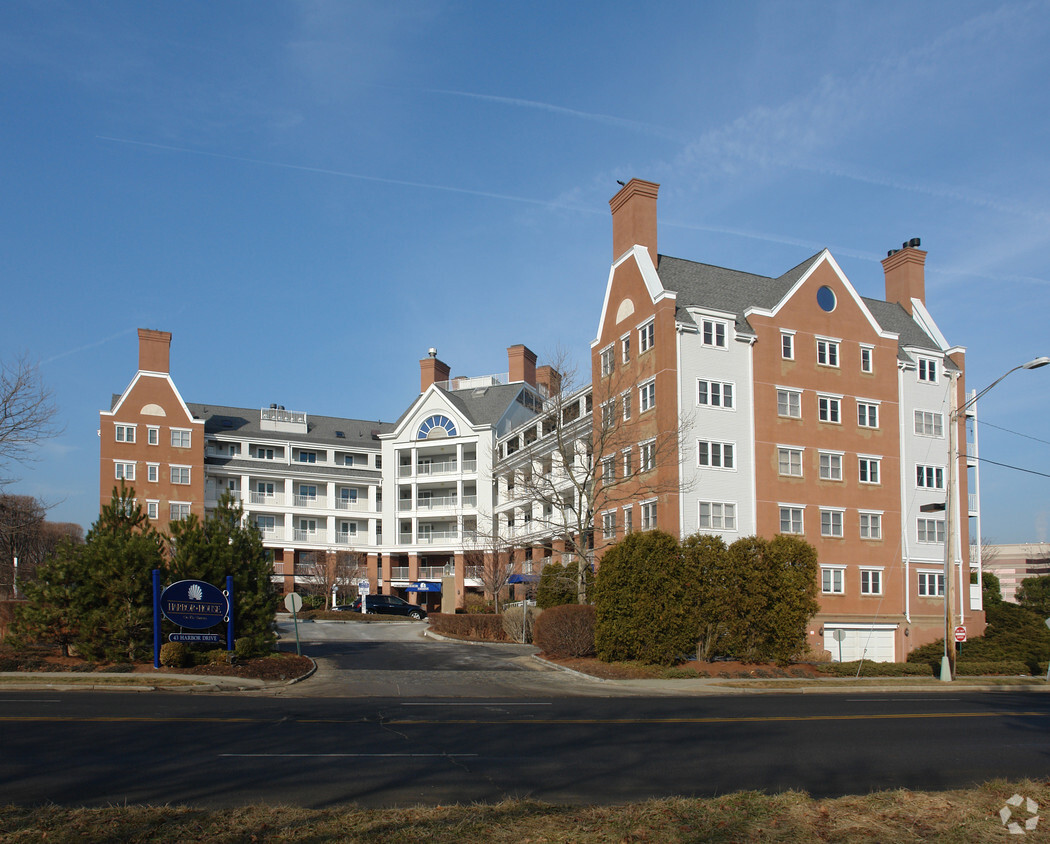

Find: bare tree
[298,550,367,608]
[0,494,82,599]
[463,515,518,614]
[0,355,61,485]
[500,349,691,604]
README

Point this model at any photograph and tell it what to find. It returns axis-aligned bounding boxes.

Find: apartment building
[101,178,986,659]
[584,178,984,659]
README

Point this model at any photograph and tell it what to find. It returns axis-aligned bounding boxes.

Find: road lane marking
[220,753,478,758]
[400,702,552,706]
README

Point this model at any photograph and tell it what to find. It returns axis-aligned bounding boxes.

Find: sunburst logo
[187,584,203,601]
[1000,794,1039,834]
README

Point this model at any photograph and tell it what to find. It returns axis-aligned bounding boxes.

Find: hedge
[534,604,596,658]
[814,661,933,677]
[428,613,509,641]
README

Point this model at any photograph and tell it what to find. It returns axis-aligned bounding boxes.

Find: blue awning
[405,581,441,592]
[508,574,540,584]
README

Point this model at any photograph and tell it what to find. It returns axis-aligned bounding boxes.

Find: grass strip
[0,779,1046,842]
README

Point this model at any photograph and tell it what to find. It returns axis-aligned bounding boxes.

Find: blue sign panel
[160,579,229,629]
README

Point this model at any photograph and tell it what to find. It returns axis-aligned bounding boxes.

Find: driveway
[274,618,607,698]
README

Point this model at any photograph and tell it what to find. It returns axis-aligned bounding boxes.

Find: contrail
[40,327,139,365]
[96,136,600,214]
[418,87,684,142]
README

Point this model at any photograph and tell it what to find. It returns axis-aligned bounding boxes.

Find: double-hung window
[819,452,842,481]
[115,424,136,443]
[778,447,803,477]
[817,338,839,367]
[779,506,803,534]
[697,440,734,469]
[860,346,874,373]
[602,511,616,541]
[917,518,945,543]
[601,401,615,430]
[600,345,615,377]
[170,429,191,448]
[639,379,656,412]
[115,461,135,481]
[817,395,841,423]
[781,331,795,360]
[147,463,159,483]
[701,319,727,348]
[916,465,945,489]
[859,512,882,539]
[601,458,615,484]
[170,502,190,521]
[639,440,656,472]
[622,447,632,476]
[777,389,801,418]
[641,499,657,530]
[298,450,317,464]
[822,567,845,594]
[621,334,631,363]
[147,426,159,445]
[918,571,945,596]
[622,392,632,420]
[170,466,190,485]
[857,401,879,428]
[860,568,883,594]
[820,509,844,538]
[639,320,654,353]
[698,501,736,531]
[697,379,734,409]
[918,357,938,383]
[146,500,159,520]
[914,410,944,437]
[858,456,880,484]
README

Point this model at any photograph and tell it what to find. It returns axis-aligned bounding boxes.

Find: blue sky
[2,1,1049,543]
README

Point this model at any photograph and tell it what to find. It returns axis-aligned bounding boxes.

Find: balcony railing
[250,492,284,506]
[968,493,978,514]
[335,531,356,545]
[416,530,459,544]
[463,495,478,507]
[293,495,324,508]
[462,459,477,472]
[417,496,458,510]
[293,529,321,542]
[465,565,482,580]
[391,566,409,580]
[417,461,458,476]
[418,566,447,580]
[258,528,283,542]
[335,498,366,511]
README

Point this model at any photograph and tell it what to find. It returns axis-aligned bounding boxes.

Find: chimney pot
[610,178,660,266]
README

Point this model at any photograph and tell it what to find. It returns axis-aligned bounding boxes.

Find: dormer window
[918,357,938,383]
[417,414,457,439]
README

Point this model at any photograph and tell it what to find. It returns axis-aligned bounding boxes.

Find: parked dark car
[334,595,427,620]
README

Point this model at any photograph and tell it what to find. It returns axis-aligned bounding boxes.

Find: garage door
[823,625,896,663]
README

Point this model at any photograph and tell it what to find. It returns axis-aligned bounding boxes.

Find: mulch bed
[540,656,825,680]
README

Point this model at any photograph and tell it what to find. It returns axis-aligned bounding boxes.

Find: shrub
[815,661,932,677]
[537,561,594,608]
[463,596,495,614]
[429,613,509,641]
[235,636,265,660]
[159,642,190,668]
[954,660,1030,676]
[101,663,135,673]
[501,606,540,644]
[534,604,596,658]
[204,648,230,665]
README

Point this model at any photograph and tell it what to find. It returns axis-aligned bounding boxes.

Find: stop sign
[954,625,967,643]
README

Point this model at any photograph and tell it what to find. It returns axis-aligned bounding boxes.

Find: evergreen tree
[14,539,85,656]
[1015,574,1050,618]
[167,493,279,653]
[680,533,729,661]
[763,534,819,663]
[536,559,594,609]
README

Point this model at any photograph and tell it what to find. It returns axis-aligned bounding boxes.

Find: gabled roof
[186,402,392,447]
[387,381,541,438]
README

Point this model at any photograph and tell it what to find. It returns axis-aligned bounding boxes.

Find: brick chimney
[420,348,451,392]
[507,344,537,386]
[536,365,562,398]
[882,238,926,315]
[138,328,172,374]
[610,178,659,265]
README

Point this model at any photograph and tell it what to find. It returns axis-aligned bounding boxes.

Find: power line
[974,456,1050,479]
[979,419,1050,447]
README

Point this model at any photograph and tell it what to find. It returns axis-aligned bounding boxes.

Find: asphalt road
[1,621,1048,808]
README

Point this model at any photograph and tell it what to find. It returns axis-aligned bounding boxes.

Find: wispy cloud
[40,327,139,366]
[96,135,602,215]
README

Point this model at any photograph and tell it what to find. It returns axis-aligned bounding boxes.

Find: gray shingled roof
[656,252,940,352]
[186,402,393,447]
[390,382,538,434]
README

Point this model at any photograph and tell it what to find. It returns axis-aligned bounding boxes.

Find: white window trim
[696,439,736,471]
[815,336,842,368]
[860,566,884,594]
[170,428,192,448]
[147,426,159,445]
[697,378,735,410]
[637,318,655,353]
[858,456,882,485]
[858,510,884,540]
[917,356,940,383]
[778,504,805,535]
[115,424,137,443]
[917,569,946,596]
[599,344,615,377]
[114,460,136,481]
[860,344,874,373]
[818,450,844,481]
[917,517,946,544]
[146,463,159,483]
[698,500,737,532]
[915,464,945,490]
[776,387,802,419]
[777,445,805,477]
[639,378,656,413]
[145,500,159,519]
[781,330,795,360]
[820,507,845,538]
[821,565,846,594]
[914,409,944,438]
[620,333,631,363]
[817,394,843,424]
[700,317,729,349]
[170,464,191,485]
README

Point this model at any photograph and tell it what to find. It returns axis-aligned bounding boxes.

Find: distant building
[981,543,1050,603]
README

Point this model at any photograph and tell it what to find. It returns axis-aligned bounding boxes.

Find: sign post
[832,628,846,663]
[1045,618,1050,681]
[359,579,369,614]
[284,592,303,656]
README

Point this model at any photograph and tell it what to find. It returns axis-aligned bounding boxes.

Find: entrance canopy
[405,581,441,592]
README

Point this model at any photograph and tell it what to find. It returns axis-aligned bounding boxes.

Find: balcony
[391,566,409,580]
[463,459,477,473]
[258,528,283,542]
[968,493,978,515]
[417,495,458,510]
[417,530,459,544]
[293,495,324,509]
[417,460,458,476]
[335,531,357,545]
[293,529,321,543]
[249,492,284,506]
[335,498,366,511]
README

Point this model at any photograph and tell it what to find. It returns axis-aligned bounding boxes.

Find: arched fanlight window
[417,414,457,439]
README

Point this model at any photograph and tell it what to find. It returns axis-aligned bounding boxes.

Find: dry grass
[1,780,1047,842]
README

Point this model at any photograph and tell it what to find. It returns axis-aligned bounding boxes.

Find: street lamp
[936,355,1049,682]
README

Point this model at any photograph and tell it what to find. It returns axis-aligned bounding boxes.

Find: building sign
[169,633,222,644]
[160,579,229,629]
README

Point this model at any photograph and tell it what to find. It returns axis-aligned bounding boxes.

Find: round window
[817,285,837,312]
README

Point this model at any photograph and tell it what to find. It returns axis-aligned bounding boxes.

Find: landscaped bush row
[814,661,933,677]
[534,604,596,658]
[428,613,509,641]
[953,660,1032,676]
